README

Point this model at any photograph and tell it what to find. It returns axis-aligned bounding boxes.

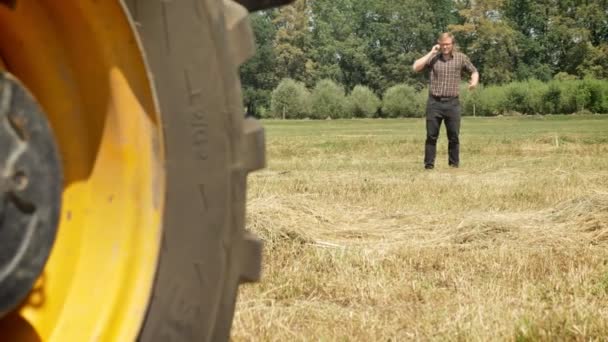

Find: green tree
[241,11,279,117]
[450,0,520,84]
[544,15,592,77]
[361,0,438,91]
[273,0,315,85]
[309,0,379,91]
[504,0,606,80]
[578,43,608,79]
[503,0,554,81]
[576,2,608,46]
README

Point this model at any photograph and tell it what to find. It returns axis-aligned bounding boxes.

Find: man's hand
[413,44,441,72]
[468,71,480,90]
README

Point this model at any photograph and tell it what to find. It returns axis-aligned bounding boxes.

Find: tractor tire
[123,1,265,340]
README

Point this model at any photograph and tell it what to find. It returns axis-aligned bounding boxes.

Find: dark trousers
[424,96,461,168]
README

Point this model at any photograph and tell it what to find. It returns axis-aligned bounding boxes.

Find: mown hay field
[232,114,608,341]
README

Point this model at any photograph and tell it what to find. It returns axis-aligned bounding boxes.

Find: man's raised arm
[412,45,440,72]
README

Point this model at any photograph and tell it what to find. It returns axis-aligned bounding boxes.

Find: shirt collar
[441,52,454,61]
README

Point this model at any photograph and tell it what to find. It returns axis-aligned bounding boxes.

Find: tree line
[266,77,608,119]
[239,0,608,117]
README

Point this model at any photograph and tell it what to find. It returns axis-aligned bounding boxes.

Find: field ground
[232,114,608,341]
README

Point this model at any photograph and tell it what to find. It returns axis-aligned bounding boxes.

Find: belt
[430,95,458,102]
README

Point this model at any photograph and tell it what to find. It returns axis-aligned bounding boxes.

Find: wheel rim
[0,1,164,341]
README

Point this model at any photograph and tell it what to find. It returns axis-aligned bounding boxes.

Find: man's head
[437,32,455,56]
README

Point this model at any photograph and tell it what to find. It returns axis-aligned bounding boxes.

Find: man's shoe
[449,164,459,168]
[425,165,434,170]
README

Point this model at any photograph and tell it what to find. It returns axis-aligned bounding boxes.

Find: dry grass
[231,115,608,341]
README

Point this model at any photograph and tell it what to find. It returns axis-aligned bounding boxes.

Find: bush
[550,78,608,114]
[310,79,347,119]
[268,78,607,119]
[460,83,483,116]
[574,83,592,112]
[258,106,269,118]
[502,82,533,114]
[382,84,420,118]
[582,78,608,113]
[525,79,549,114]
[463,79,607,116]
[553,72,578,81]
[346,85,381,118]
[414,87,429,116]
[474,85,507,116]
[556,80,578,114]
[243,87,271,118]
[542,82,561,114]
[270,78,311,119]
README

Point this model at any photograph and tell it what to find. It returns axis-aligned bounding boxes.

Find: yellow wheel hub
[0,1,164,340]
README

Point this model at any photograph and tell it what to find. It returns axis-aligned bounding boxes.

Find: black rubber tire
[123,1,265,340]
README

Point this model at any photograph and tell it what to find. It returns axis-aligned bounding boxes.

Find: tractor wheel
[0,0,266,341]
[126,0,266,340]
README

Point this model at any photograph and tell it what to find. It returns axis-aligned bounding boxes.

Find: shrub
[258,106,269,118]
[243,87,271,118]
[475,85,507,116]
[460,83,482,116]
[525,79,549,114]
[582,78,608,113]
[542,82,561,114]
[556,80,578,114]
[414,87,429,117]
[346,85,381,118]
[552,78,608,114]
[382,84,420,118]
[553,72,578,81]
[309,79,347,119]
[574,84,592,112]
[503,82,532,114]
[270,78,311,119]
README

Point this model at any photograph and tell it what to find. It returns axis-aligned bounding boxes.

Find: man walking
[412,32,479,169]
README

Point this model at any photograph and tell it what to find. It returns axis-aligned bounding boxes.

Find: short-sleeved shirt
[426,51,477,97]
